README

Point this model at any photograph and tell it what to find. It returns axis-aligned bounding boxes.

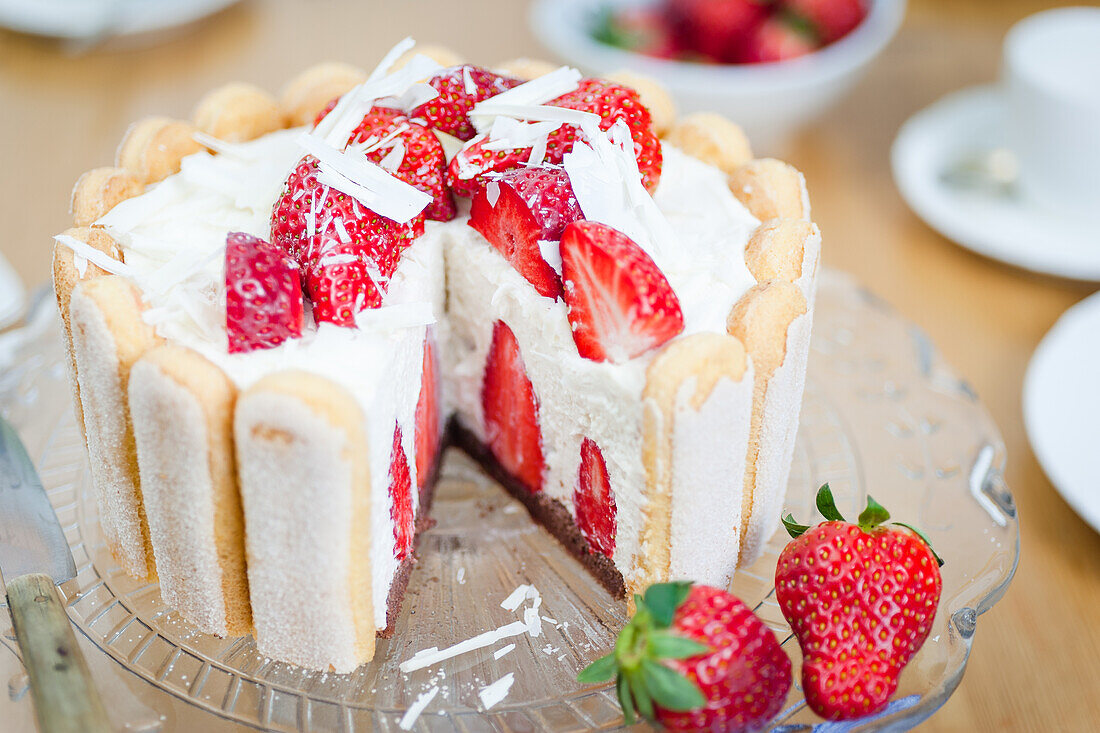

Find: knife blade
[0,415,77,584]
[0,413,110,732]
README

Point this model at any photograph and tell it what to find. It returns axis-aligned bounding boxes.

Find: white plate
[1024,291,1100,533]
[891,85,1100,281]
[0,0,239,39]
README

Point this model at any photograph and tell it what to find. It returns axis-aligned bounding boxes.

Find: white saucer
[0,0,239,40]
[1024,291,1100,534]
[891,84,1100,281]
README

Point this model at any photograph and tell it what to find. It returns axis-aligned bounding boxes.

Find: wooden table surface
[2,1,1098,730]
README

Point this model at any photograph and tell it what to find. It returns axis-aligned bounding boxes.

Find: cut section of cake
[53,41,820,673]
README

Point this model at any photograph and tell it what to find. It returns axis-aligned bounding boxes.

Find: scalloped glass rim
[0,270,1018,731]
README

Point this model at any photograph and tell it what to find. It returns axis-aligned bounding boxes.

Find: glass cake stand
[0,270,1019,732]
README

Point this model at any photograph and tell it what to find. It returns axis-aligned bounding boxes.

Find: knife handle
[6,573,112,733]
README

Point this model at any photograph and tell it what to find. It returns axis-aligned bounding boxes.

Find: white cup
[1004,7,1100,218]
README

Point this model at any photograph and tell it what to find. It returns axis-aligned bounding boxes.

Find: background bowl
[531,0,907,153]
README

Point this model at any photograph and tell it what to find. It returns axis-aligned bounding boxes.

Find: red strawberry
[776,484,944,720]
[786,0,867,44]
[346,109,455,222]
[667,0,770,62]
[593,6,684,59]
[414,333,440,490]
[579,582,791,731]
[388,424,414,560]
[224,232,304,354]
[446,135,529,199]
[448,78,662,197]
[560,221,683,363]
[574,438,616,558]
[551,78,662,192]
[270,155,423,326]
[481,320,544,493]
[468,167,583,299]
[410,65,522,141]
[740,16,819,63]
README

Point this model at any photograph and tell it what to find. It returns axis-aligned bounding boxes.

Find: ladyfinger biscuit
[70,167,144,227]
[279,62,367,128]
[605,70,677,136]
[53,228,124,439]
[729,158,810,221]
[116,117,204,184]
[727,281,811,566]
[69,276,160,580]
[130,345,250,637]
[193,83,283,143]
[637,333,754,599]
[493,57,558,81]
[744,218,822,301]
[235,371,375,672]
[665,112,753,175]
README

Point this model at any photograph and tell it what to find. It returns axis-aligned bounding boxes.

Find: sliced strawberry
[574,438,616,558]
[388,424,414,560]
[739,16,819,63]
[481,320,545,493]
[347,110,455,222]
[224,232,304,354]
[468,167,583,298]
[270,155,424,326]
[414,333,440,490]
[560,221,683,363]
[786,0,867,44]
[449,78,662,196]
[410,65,522,141]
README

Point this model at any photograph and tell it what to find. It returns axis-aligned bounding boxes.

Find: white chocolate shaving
[398,686,439,730]
[478,673,514,710]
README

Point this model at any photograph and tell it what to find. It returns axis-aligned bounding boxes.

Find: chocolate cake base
[449,419,627,601]
[379,419,626,636]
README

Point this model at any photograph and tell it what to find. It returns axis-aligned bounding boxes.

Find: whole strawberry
[449,78,662,197]
[579,581,791,732]
[776,484,943,721]
[270,155,424,326]
[410,64,522,141]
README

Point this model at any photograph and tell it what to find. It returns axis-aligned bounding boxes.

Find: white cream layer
[95,128,759,623]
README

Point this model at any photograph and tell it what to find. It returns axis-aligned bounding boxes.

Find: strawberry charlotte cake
[52,40,820,673]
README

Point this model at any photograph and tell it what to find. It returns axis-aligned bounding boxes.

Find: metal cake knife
[0,415,111,733]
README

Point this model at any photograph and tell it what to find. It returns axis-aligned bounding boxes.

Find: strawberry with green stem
[776,484,943,721]
[579,581,791,731]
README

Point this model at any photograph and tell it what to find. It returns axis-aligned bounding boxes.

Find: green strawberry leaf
[858,495,891,530]
[629,670,655,721]
[782,513,811,539]
[649,631,710,660]
[617,673,636,725]
[641,659,707,712]
[815,483,845,522]
[642,581,693,628]
[893,522,945,567]
[577,652,617,683]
